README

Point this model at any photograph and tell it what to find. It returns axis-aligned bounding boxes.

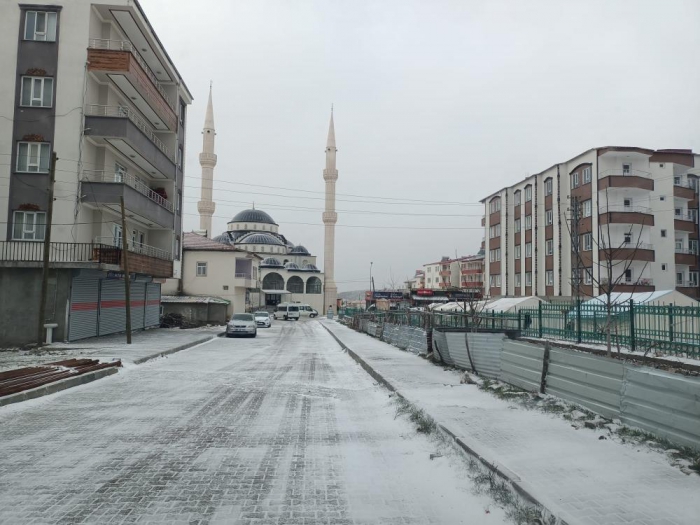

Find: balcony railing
[599,168,652,178]
[82,170,174,212]
[95,237,172,261]
[599,204,651,214]
[613,242,654,251]
[674,211,696,222]
[85,104,175,162]
[88,39,173,108]
[675,247,696,255]
[601,277,654,287]
[0,241,112,264]
[677,280,698,288]
[235,273,252,279]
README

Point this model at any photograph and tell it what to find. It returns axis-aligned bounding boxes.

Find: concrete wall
[0,267,72,346]
[162,302,227,326]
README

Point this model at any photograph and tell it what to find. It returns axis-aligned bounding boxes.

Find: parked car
[297,304,318,318]
[226,313,257,337]
[275,303,300,321]
[254,311,272,328]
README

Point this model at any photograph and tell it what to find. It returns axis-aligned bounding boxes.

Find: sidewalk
[322,320,700,525]
[0,327,221,372]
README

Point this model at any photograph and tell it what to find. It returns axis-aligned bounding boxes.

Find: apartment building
[0,1,192,344]
[458,254,485,295]
[423,256,459,290]
[482,147,699,300]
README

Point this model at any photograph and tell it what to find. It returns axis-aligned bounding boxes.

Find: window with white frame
[546,239,553,255]
[20,77,53,107]
[675,207,683,217]
[583,167,592,184]
[525,272,532,286]
[114,162,126,182]
[514,245,521,259]
[489,224,501,238]
[546,209,553,225]
[514,191,521,206]
[675,239,684,251]
[582,199,592,218]
[676,272,684,285]
[16,142,50,172]
[489,248,501,262]
[545,178,552,196]
[12,210,46,240]
[571,172,579,188]
[24,11,57,41]
[545,270,554,286]
[514,273,521,287]
[622,163,631,175]
[583,233,592,251]
[196,262,207,276]
[690,240,698,255]
[690,271,699,286]
[525,242,532,258]
[624,233,632,244]
[525,215,532,230]
[489,274,501,287]
[524,185,532,202]
[489,198,501,214]
[661,229,667,238]
[514,218,521,233]
[584,268,593,285]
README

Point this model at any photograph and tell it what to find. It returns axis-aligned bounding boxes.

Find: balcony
[598,168,654,192]
[84,105,176,179]
[601,277,655,293]
[599,205,654,227]
[600,243,655,262]
[234,272,257,289]
[439,270,451,277]
[675,247,697,266]
[87,39,177,131]
[81,170,174,228]
[438,282,451,288]
[673,182,696,200]
[94,237,173,278]
[674,212,696,232]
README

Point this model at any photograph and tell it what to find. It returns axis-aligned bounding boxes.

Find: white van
[275,303,300,321]
[297,304,318,318]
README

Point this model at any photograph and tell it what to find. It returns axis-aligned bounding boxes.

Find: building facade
[0,0,191,344]
[482,147,700,300]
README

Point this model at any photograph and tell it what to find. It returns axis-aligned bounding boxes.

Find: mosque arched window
[306,277,322,294]
[262,272,284,290]
[286,276,304,294]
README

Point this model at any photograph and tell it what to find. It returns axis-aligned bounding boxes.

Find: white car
[254,311,272,328]
[226,313,257,337]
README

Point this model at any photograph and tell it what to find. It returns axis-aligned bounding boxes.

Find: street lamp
[369,261,373,309]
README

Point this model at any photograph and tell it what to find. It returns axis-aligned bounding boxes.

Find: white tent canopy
[575,290,698,318]
[483,296,544,313]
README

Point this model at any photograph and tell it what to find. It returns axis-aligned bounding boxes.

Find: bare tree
[565,190,651,357]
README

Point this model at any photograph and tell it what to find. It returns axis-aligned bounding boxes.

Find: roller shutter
[130,282,146,330]
[68,278,99,341]
[99,279,126,336]
[145,283,161,327]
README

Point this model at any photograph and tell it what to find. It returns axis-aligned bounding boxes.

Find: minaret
[197,83,217,237]
[323,108,338,313]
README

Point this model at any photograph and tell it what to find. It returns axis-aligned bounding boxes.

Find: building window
[546,210,553,225]
[525,215,532,230]
[584,268,593,285]
[525,242,532,258]
[545,178,552,196]
[177,191,182,215]
[489,198,501,214]
[16,142,50,172]
[175,236,180,260]
[583,167,592,184]
[489,224,501,238]
[546,239,553,255]
[690,271,699,286]
[514,191,521,206]
[690,240,698,254]
[12,210,46,240]
[179,99,186,126]
[177,146,183,168]
[623,233,632,244]
[24,11,57,42]
[514,218,521,233]
[514,273,521,287]
[196,262,207,276]
[489,248,501,262]
[489,274,501,287]
[524,186,532,202]
[545,270,554,286]
[675,207,683,217]
[514,245,521,259]
[583,233,592,251]
[525,272,532,286]
[661,229,667,238]
[622,163,631,175]
[571,172,579,188]
[661,263,667,271]
[20,77,53,107]
[676,272,684,285]
[675,239,684,251]
[582,199,592,218]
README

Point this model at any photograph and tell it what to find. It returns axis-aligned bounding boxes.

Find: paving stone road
[0,320,508,525]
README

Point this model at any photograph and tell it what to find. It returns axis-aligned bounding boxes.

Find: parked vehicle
[254,311,272,328]
[275,303,300,321]
[297,304,318,318]
[226,313,257,337]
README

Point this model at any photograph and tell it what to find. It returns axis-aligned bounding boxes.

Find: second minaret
[197,84,217,237]
[323,109,338,313]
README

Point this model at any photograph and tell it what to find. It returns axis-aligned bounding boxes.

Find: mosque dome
[289,245,311,255]
[237,232,285,246]
[228,209,277,225]
[260,257,284,268]
[301,263,320,272]
[284,262,301,270]
[212,232,236,245]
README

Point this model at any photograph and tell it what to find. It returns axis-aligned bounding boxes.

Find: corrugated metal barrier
[500,340,544,391]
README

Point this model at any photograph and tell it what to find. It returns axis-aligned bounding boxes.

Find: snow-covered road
[0,320,507,524]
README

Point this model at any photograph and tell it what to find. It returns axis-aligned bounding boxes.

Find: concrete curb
[132,335,217,364]
[0,367,119,408]
[322,323,560,519]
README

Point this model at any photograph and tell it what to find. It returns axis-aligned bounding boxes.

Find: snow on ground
[0,326,221,372]
[323,320,700,525]
[0,320,508,524]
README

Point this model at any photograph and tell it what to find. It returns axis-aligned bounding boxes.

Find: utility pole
[37,152,58,345]
[120,196,132,344]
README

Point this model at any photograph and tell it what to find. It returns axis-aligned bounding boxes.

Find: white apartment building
[482,147,699,300]
[0,1,192,344]
[423,257,459,290]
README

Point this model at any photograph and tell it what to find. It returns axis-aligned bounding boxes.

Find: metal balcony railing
[599,168,652,178]
[0,241,111,263]
[675,247,697,255]
[88,39,173,108]
[85,104,175,163]
[599,204,651,214]
[235,273,252,279]
[601,277,654,287]
[94,237,172,261]
[82,170,174,212]
[615,242,654,251]
[674,211,696,222]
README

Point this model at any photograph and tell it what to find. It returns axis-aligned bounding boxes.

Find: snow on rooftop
[161,295,230,305]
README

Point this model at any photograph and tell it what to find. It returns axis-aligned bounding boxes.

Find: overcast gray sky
[145,0,700,291]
